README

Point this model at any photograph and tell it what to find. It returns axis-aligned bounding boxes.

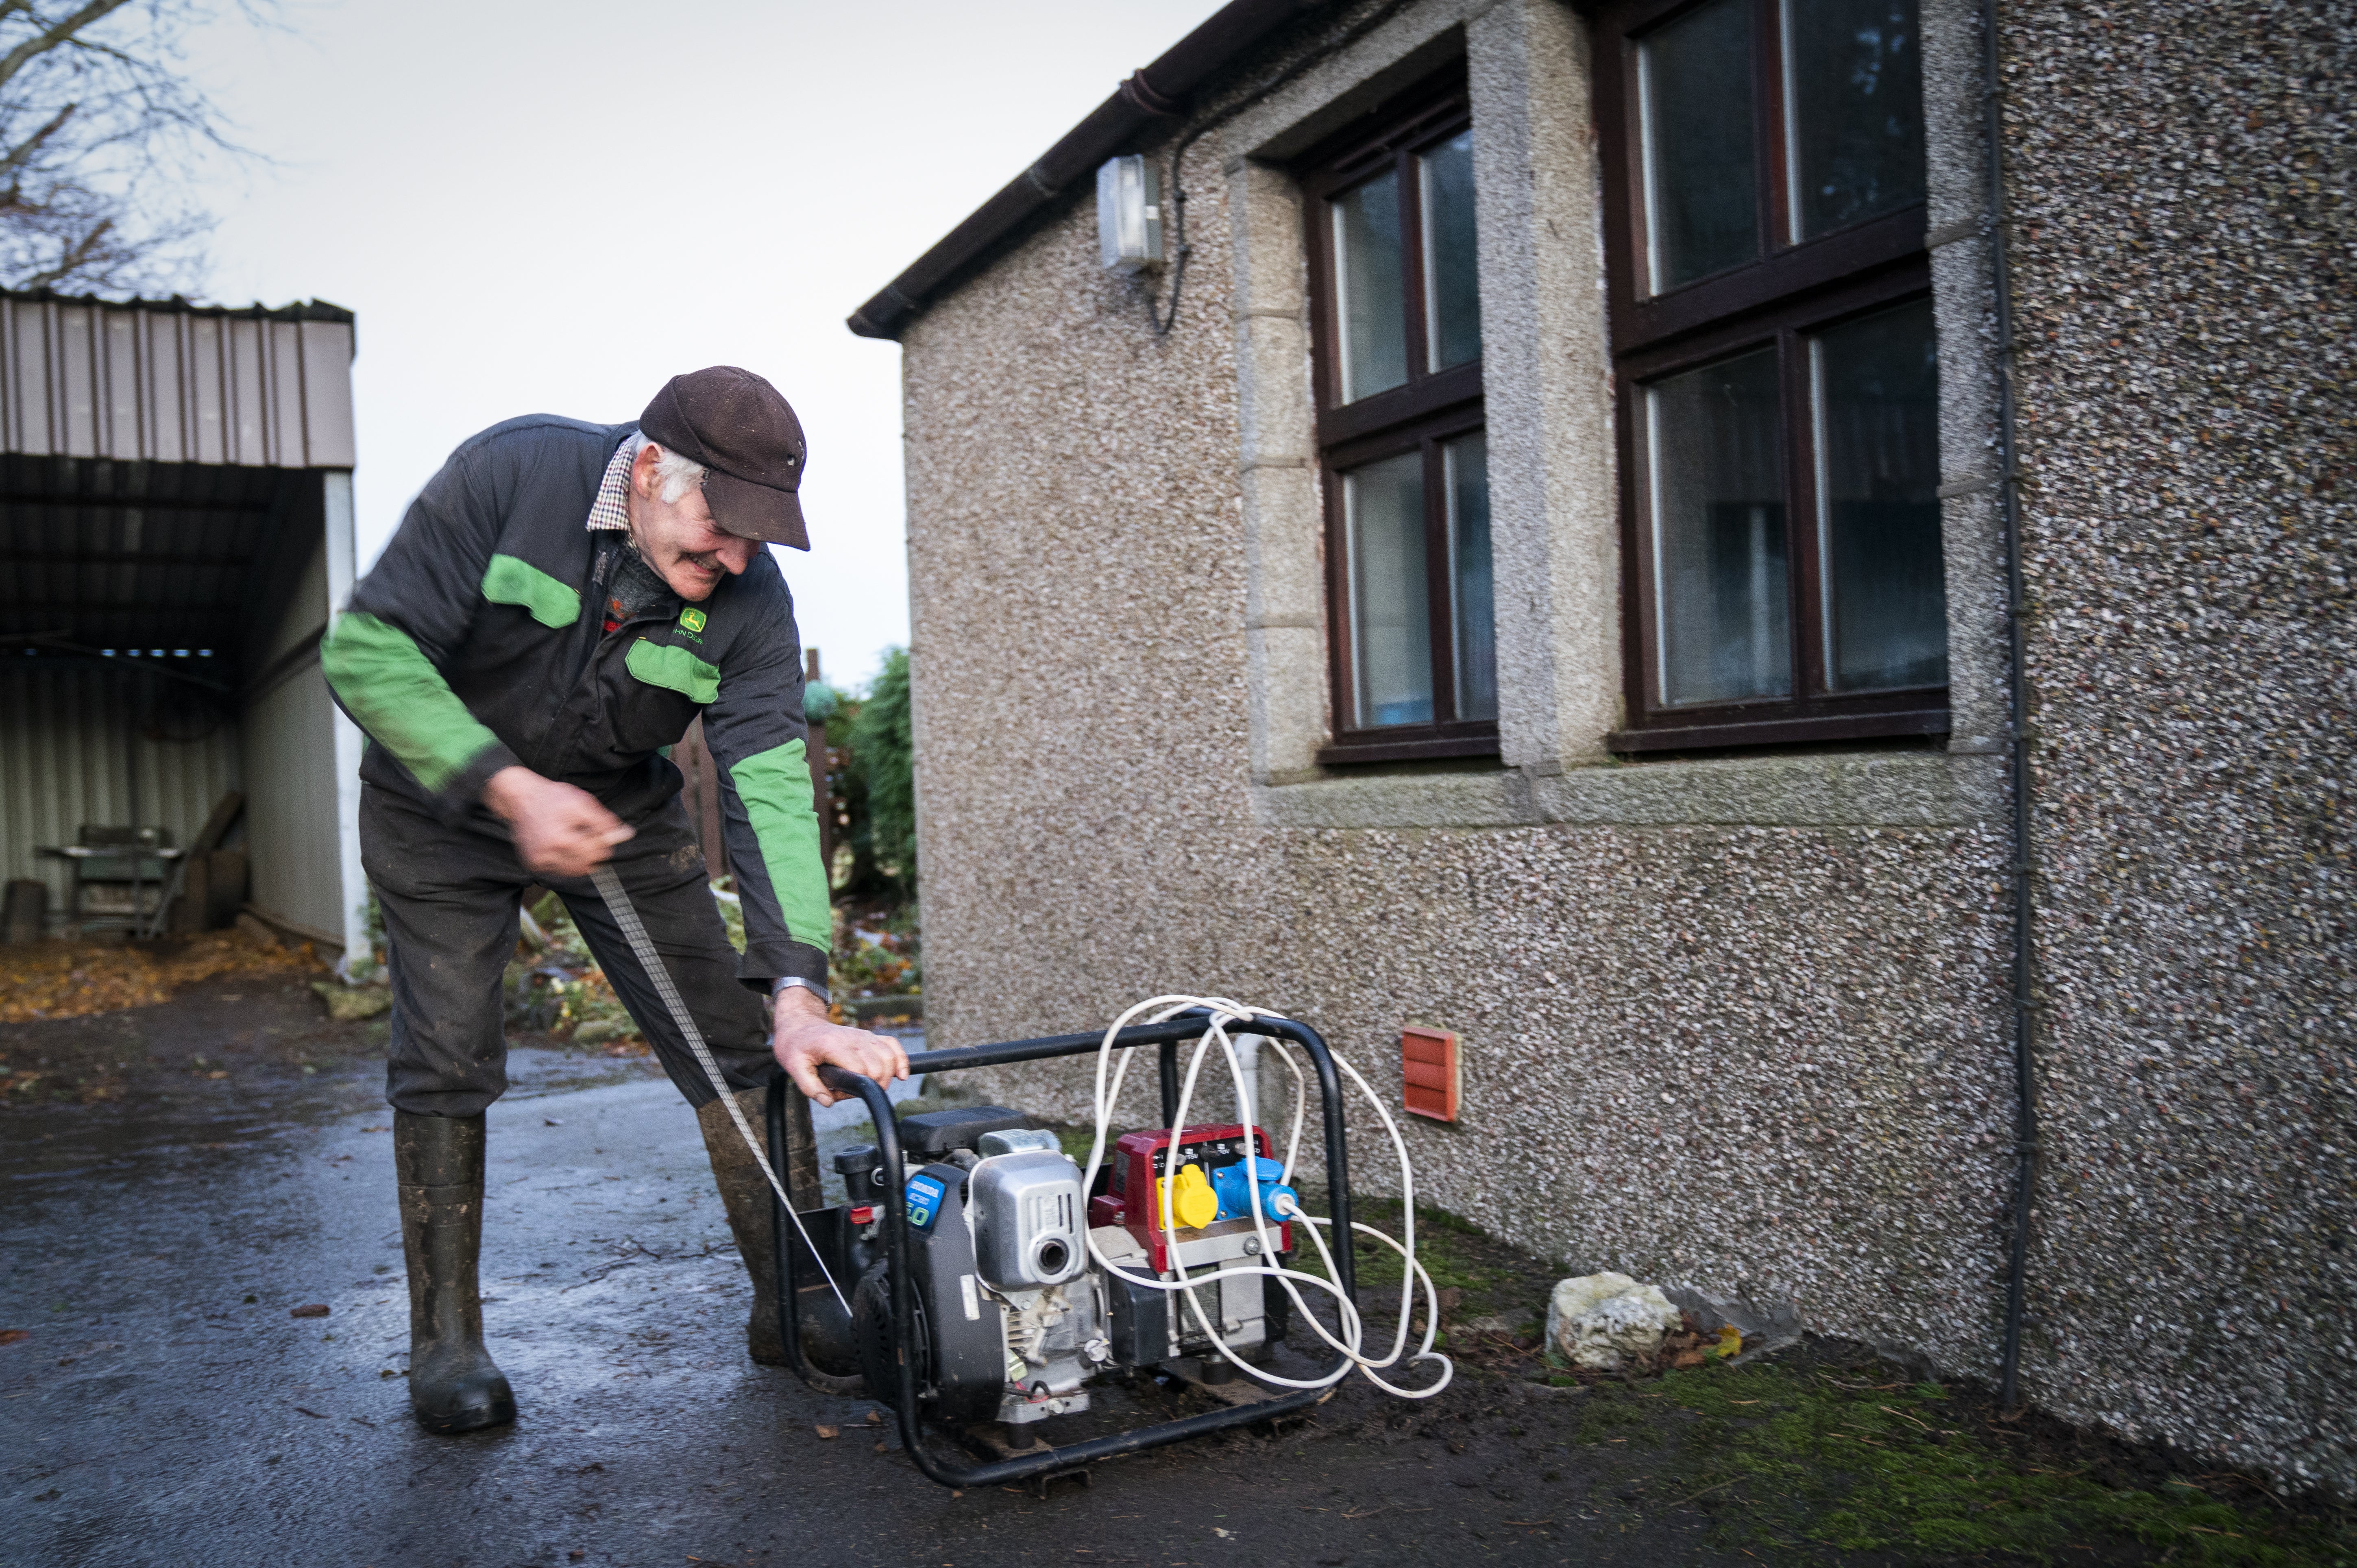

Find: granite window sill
[1249,750,2003,830]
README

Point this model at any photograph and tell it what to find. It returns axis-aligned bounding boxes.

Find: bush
[847,646,916,889]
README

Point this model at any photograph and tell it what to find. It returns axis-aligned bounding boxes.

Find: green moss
[1577,1390,1653,1446]
[1647,1362,2347,1565]
[1319,1199,1550,1324]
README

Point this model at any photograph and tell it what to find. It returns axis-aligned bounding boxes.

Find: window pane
[1784,0,1925,238]
[1332,172,1408,402]
[1420,130,1481,370]
[1445,431,1496,722]
[1815,298,1944,690]
[1639,0,1759,292]
[1647,348,1790,706]
[1345,451,1433,727]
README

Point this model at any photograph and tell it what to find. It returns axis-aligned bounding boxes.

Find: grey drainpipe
[1980,0,2041,1413]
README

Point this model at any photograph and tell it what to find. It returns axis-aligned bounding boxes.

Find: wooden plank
[191,790,245,853]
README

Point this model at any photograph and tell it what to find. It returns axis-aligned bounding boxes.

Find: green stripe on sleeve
[481,553,581,629]
[320,612,502,793]
[625,638,721,703]
[730,738,832,953]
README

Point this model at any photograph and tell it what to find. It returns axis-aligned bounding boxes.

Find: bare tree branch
[14,209,107,287]
[0,101,74,177]
[0,0,270,294]
[0,0,135,98]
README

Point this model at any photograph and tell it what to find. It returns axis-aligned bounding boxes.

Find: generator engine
[813,1104,1300,1427]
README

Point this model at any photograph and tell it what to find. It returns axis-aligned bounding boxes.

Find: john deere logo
[679,608,707,635]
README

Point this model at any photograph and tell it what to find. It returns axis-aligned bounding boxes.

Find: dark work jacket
[321,414,828,989]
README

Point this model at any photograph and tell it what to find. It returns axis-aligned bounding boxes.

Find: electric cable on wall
[1145,0,1425,337]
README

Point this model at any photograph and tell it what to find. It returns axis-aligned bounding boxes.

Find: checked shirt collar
[585,435,634,531]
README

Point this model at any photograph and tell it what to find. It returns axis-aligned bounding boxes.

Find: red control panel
[1087,1122,1290,1273]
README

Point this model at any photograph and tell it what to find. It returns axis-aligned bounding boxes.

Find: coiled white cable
[1076,996,1452,1400]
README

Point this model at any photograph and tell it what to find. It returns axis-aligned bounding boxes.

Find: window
[1599,0,1943,751]
[1304,73,1494,763]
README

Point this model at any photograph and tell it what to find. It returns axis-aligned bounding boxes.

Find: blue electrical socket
[1210,1156,1296,1224]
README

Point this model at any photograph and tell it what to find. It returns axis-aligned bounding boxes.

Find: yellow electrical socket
[1155,1163,1218,1230]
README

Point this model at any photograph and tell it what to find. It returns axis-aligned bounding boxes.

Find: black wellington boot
[697,1084,820,1367]
[395,1111,517,1434]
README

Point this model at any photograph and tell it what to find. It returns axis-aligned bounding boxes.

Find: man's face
[626,444,757,602]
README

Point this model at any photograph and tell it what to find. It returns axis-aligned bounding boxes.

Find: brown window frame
[1596,0,1943,754]
[1299,69,1498,767]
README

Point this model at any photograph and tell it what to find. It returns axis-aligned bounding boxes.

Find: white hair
[627,431,708,504]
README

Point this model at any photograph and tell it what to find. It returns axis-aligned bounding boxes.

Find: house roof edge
[845,0,1327,342]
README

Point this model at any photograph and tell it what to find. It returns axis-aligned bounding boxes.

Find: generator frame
[765,1010,1362,1489]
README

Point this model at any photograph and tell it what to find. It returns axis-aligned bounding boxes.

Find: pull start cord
[589,862,850,1314]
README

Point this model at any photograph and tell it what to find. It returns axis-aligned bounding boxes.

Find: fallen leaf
[291,1304,330,1319]
[1671,1350,1705,1368]
[815,1424,839,1439]
[0,930,319,1024]
[1713,1326,1743,1357]
[0,1330,28,1346]
[874,1442,888,1453]
[865,1409,883,1424]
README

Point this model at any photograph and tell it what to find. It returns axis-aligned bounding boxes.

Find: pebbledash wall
[877,0,2352,1491]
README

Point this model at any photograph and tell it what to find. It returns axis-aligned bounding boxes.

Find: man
[321,366,906,1435]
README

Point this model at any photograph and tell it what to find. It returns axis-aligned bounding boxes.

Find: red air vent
[1401,1027,1459,1123]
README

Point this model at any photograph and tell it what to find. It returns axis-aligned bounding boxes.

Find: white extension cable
[1078,995,1455,1401]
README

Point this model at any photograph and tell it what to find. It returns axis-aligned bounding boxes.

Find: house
[0,288,366,960]
[849,0,2348,1491]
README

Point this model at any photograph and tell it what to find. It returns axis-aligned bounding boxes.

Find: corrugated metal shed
[0,661,242,921]
[0,291,354,468]
[0,288,365,959]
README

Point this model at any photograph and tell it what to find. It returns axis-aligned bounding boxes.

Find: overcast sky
[179,0,1223,690]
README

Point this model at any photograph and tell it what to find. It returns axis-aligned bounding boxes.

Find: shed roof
[0,287,356,470]
[0,288,356,667]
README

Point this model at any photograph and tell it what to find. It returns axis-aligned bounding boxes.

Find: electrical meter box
[1097,154,1165,274]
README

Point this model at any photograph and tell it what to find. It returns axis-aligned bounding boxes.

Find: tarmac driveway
[4,972,1719,1568]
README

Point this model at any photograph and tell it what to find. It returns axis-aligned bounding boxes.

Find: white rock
[1546,1273,1685,1371]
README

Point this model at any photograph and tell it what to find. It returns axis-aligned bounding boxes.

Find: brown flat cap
[638,366,809,549]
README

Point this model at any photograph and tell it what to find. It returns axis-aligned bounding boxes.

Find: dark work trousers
[361,782,778,1118]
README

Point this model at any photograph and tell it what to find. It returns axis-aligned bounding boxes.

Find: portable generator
[758,1003,1443,1490]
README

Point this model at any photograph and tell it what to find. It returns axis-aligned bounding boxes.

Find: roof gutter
[845,0,1326,341]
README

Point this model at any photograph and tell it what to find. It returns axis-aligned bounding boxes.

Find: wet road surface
[5,975,1726,1568]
